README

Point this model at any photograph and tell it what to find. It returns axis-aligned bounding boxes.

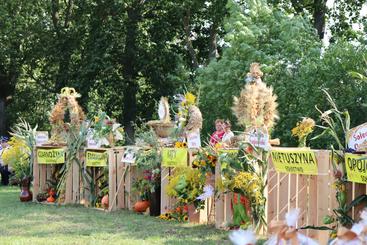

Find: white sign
[247,128,269,150]
[187,129,201,149]
[87,138,101,149]
[121,146,139,164]
[348,122,367,150]
[35,131,49,146]
[87,129,101,149]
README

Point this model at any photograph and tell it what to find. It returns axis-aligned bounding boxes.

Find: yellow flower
[94,116,99,123]
[291,117,315,139]
[185,92,196,105]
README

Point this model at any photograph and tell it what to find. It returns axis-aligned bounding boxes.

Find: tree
[268,0,365,40]
[197,0,322,144]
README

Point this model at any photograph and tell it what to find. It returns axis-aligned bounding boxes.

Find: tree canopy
[1,0,367,147]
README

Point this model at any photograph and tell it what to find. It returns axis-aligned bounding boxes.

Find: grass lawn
[0,186,230,245]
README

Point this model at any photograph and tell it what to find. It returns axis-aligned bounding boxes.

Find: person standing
[222,120,234,145]
[0,137,10,185]
[210,119,225,145]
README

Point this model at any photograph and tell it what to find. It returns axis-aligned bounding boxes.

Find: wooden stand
[33,146,81,204]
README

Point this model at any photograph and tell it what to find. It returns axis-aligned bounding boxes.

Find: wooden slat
[354,183,365,219]
[267,167,278,224]
[317,151,330,221]
[40,165,47,193]
[278,173,289,219]
[308,175,318,238]
[297,174,308,227]
[108,149,117,211]
[32,148,40,201]
[215,160,224,228]
[116,149,125,209]
[160,167,171,214]
[64,162,73,204]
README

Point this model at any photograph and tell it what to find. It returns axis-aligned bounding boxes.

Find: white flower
[229,228,256,245]
[196,185,214,201]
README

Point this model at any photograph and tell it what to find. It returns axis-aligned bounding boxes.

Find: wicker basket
[147,120,175,138]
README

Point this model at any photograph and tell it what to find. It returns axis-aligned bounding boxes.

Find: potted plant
[135,129,162,216]
[2,120,37,202]
[132,178,151,213]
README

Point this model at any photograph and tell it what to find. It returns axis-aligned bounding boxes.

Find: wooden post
[32,148,39,202]
[116,149,125,209]
[108,148,117,211]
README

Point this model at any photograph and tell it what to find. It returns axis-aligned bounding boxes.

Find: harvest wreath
[48,87,85,145]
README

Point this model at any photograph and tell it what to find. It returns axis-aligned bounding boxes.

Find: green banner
[162,148,188,167]
[85,150,108,167]
[37,148,65,165]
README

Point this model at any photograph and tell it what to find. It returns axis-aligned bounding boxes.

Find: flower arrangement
[230,172,265,206]
[166,168,205,209]
[192,147,217,175]
[218,144,266,230]
[92,111,124,147]
[291,117,315,147]
[3,119,37,182]
[174,92,202,134]
[2,136,31,181]
[159,206,189,222]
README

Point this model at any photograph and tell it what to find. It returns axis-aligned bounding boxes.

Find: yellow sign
[270,148,318,175]
[86,150,108,167]
[37,148,65,164]
[345,153,367,184]
[162,148,188,167]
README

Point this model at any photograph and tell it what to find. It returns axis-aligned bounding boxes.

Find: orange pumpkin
[101,194,109,209]
[133,200,150,213]
[47,196,55,203]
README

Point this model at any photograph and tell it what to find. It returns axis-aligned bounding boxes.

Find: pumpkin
[101,194,109,209]
[47,196,55,203]
[134,200,150,213]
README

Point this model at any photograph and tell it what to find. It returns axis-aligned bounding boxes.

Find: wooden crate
[108,146,142,212]
[267,150,332,243]
[33,146,81,204]
[80,147,124,211]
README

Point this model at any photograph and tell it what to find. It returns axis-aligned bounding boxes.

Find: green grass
[0,186,230,245]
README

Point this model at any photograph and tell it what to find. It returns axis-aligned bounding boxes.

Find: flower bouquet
[166,168,206,222]
[92,111,124,147]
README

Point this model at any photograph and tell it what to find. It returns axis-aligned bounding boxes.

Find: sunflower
[185,92,196,105]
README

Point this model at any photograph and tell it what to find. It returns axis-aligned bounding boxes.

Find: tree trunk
[0,97,6,136]
[183,10,199,69]
[122,6,141,144]
[313,0,326,39]
[208,21,218,61]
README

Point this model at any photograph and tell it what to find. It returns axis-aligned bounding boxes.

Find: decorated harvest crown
[48,87,85,145]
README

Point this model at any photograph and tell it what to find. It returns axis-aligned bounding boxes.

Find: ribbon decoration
[60,87,81,98]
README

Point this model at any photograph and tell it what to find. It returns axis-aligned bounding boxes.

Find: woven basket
[147,120,175,138]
